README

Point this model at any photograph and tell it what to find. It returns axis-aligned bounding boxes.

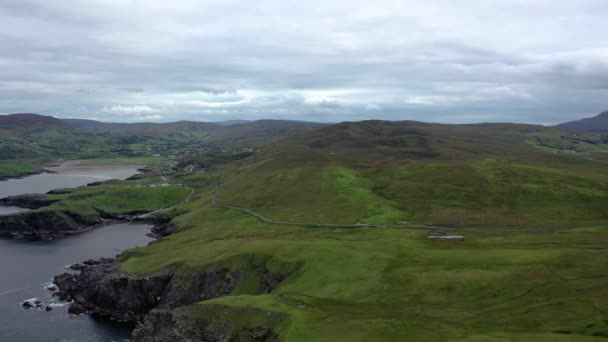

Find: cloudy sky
[1,0,607,124]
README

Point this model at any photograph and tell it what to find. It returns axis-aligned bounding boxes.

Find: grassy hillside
[101,120,608,340]
[218,121,608,228]
[119,183,608,341]
[6,116,608,340]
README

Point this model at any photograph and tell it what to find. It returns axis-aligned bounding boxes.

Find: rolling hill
[215,120,608,228]
[4,113,608,340]
[0,113,325,177]
[108,119,608,341]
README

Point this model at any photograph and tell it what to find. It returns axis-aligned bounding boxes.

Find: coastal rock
[54,254,300,339]
[0,194,58,209]
[68,303,87,315]
[132,306,284,342]
[0,209,103,240]
[54,258,172,322]
[0,171,40,182]
[68,263,86,271]
[148,223,177,238]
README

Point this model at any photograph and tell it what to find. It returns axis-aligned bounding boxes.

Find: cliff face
[54,258,171,321]
[54,255,300,341]
[133,306,285,342]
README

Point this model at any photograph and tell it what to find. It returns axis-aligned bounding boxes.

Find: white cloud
[365,104,381,111]
[102,105,158,114]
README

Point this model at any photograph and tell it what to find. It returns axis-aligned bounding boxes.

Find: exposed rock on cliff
[54,254,300,341]
[0,194,59,209]
[132,305,285,342]
[54,258,171,321]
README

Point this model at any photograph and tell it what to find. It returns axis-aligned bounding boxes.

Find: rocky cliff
[0,194,59,209]
[132,305,285,342]
[54,254,300,341]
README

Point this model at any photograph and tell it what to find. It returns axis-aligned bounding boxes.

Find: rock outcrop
[0,194,59,209]
[54,258,171,321]
[54,254,300,341]
[0,209,103,240]
[132,305,285,342]
[0,171,41,181]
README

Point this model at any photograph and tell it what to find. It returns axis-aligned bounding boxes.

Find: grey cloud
[1,0,608,123]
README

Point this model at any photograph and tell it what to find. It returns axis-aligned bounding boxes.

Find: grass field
[120,193,608,341]
[218,158,608,228]
[110,121,608,340]
[47,184,192,215]
[0,159,48,177]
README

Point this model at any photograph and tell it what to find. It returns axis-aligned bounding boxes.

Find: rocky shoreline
[2,185,294,340]
[52,247,299,341]
[0,170,44,182]
[0,211,171,240]
[0,209,109,240]
[0,193,59,209]
[0,192,171,240]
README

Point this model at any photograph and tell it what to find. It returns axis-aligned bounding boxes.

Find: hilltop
[214,120,608,227]
[557,110,608,132]
[0,113,69,131]
[100,118,608,340]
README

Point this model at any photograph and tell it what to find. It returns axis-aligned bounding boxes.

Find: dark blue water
[0,168,152,341]
[0,223,153,342]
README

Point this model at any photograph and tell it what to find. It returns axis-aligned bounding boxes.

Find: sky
[1,0,608,124]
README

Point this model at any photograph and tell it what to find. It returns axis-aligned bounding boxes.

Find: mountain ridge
[557,110,608,132]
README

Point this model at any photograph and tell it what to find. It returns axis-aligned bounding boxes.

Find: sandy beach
[43,160,147,174]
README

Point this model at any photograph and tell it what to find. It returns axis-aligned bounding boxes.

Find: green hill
[0,113,325,178]
[217,120,608,227]
[115,119,608,340]
[5,116,608,340]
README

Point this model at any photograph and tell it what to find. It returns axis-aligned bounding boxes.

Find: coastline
[0,159,148,182]
[0,171,43,182]
[43,160,147,174]
[52,216,296,342]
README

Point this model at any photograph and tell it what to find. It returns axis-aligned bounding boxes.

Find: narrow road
[136,185,195,219]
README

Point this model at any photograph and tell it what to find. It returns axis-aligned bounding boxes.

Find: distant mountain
[62,118,123,130]
[557,110,608,132]
[215,120,251,126]
[0,113,69,130]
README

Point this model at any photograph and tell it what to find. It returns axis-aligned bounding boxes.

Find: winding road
[211,184,436,230]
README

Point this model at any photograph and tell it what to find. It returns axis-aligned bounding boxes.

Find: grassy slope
[218,122,608,228]
[47,185,191,215]
[21,174,193,220]
[121,190,608,341]
[114,121,608,340]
